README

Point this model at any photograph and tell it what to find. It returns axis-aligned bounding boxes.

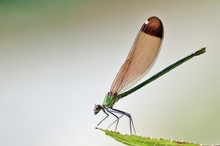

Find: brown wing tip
[141,16,163,38]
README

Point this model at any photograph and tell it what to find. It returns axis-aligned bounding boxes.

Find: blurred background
[0,0,220,146]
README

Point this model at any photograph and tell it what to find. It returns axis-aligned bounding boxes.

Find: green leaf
[97,128,211,146]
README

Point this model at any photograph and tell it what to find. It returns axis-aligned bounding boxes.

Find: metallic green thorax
[103,93,120,108]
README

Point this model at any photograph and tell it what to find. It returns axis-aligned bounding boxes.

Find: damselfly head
[94,104,102,115]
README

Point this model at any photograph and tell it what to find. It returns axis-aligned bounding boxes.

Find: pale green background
[0,0,220,146]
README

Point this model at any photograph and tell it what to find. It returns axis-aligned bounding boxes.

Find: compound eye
[94,104,102,115]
